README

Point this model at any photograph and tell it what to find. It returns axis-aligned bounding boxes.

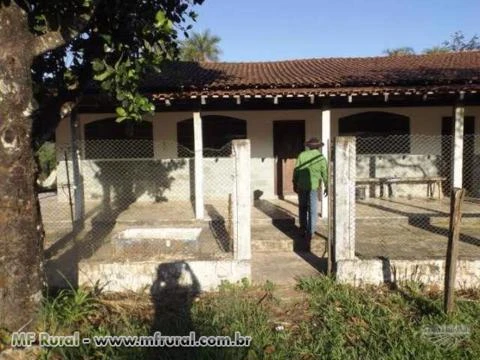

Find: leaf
[33,14,47,33]
[116,92,126,101]
[143,40,153,52]
[155,10,172,32]
[116,107,127,117]
[91,59,105,72]
[100,34,112,44]
[100,79,113,91]
[94,70,113,81]
[155,10,167,27]
[114,53,124,70]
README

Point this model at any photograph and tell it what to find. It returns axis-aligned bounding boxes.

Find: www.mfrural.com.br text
[11,331,252,348]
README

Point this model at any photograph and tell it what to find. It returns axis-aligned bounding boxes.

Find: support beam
[333,137,356,262]
[452,104,464,189]
[232,140,251,260]
[193,112,204,219]
[321,109,331,219]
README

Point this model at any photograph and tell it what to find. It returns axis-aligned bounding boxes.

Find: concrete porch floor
[355,197,480,259]
[41,194,480,286]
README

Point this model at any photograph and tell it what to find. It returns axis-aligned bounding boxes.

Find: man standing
[292,137,328,251]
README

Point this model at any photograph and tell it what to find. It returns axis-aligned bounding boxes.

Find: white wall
[147,109,325,198]
[55,106,480,200]
[331,106,480,155]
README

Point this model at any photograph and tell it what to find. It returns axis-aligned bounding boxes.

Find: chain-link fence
[41,140,239,286]
[353,134,480,260]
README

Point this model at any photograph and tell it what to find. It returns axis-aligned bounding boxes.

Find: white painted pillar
[334,137,356,262]
[452,104,464,189]
[321,109,331,218]
[193,112,204,219]
[232,140,251,261]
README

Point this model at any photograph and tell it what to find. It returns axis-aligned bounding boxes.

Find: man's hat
[305,137,324,148]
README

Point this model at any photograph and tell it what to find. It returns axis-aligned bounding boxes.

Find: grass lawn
[1,276,479,359]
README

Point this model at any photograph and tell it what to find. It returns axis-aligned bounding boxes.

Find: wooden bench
[356,176,446,199]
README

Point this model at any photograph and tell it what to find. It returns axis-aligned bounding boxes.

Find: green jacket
[292,149,328,191]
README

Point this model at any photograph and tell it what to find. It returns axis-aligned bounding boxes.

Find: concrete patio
[40,193,480,287]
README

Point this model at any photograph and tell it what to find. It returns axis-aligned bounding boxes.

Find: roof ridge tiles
[194,51,480,65]
[136,52,480,97]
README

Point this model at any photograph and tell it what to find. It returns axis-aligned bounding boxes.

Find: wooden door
[273,121,305,197]
[441,116,475,195]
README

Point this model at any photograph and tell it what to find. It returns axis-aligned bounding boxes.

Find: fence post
[444,187,466,314]
[64,151,74,227]
[327,139,334,275]
[333,137,356,264]
[70,109,84,227]
[452,104,464,188]
[321,108,331,218]
[232,140,251,261]
[193,112,204,219]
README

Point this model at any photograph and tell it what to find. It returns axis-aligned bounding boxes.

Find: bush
[36,141,56,180]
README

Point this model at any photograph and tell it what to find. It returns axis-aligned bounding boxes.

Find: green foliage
[40,287,97,333]
[423,46,450,55]
[442,31,480,52]
[32,278,480,359]
[296,276,480,359]
[384,31,480,57]
[35,141,56,179]
[38,287,150,359]
[383,47,416,56]
[26,0,205,138]
[180,29,222,62]
[421,31,479,55]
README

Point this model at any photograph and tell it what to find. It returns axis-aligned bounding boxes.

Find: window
[177,115,247,157]
[84,118,153,159]
[339,111,410,154]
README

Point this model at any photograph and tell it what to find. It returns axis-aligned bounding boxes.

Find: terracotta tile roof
[147,51,480,98]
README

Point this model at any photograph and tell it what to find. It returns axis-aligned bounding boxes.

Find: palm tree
[180,29,222,62]
[383,47,415,56]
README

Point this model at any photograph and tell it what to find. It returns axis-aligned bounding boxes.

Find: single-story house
[56,51,480,213]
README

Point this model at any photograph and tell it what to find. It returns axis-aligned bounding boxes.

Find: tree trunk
[0,3,45,330]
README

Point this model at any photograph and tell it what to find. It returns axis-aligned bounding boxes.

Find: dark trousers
[297,190,318,251]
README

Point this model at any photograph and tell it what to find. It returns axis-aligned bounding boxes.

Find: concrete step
[252,251,327,284]
[252,221,328,252]
[252,238,326,252]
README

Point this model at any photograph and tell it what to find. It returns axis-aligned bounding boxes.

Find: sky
[188,0,480,62]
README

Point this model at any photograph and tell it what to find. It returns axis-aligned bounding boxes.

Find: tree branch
[34,31,67,56]
[33,1,101,56]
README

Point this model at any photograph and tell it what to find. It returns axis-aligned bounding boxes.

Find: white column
[232,140,251,261]
[193,112,204,219]
[321,108,331,218]
[334,137,356,261]
[452,104,464,189]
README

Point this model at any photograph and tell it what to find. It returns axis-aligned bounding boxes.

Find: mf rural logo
[421,324,471,348]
